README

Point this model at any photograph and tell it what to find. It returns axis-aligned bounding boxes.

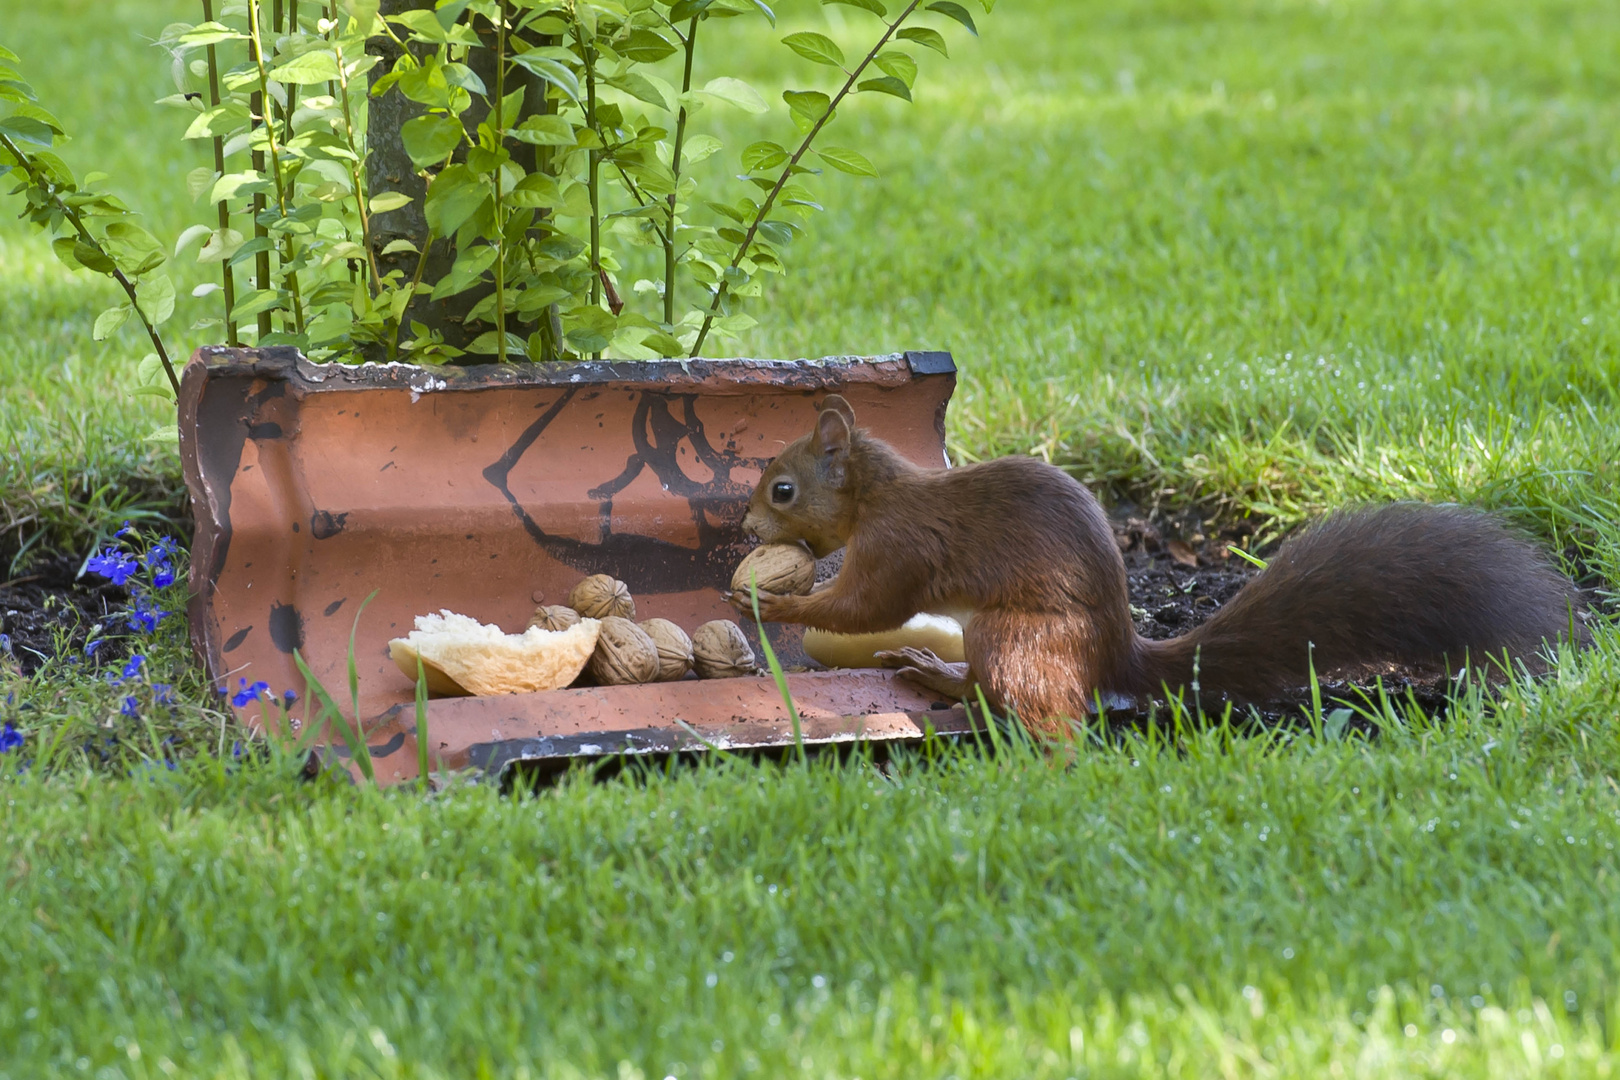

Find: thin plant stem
[247,0,306,334]
[493,0,508,363]
[578,25,602,359]
[282,0,300,143]
[690,0,923,358]
[0,133,179,394]
[328,0,381,298]
[664,14,699,327]
[200,0,239,346]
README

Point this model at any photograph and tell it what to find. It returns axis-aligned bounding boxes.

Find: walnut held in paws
[569,574,636,620]
[731,543,816,597]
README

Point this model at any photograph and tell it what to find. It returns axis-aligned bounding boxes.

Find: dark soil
[0,551,133,676]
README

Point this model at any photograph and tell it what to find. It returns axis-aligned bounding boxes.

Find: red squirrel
[729,395,1588,735]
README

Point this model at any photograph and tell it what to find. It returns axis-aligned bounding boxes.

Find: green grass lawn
[3,0,1620,1075]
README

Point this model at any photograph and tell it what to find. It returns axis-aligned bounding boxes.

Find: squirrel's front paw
[725,587,791,621]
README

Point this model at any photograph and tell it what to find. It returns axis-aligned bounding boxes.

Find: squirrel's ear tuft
[819,394,856,429]
[815,408,852,486]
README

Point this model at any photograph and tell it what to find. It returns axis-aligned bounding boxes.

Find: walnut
[691,619,759,679]
[568,574,636,620]
[587,615,660,686]
[731,543,816,597]
[527,604,582,632]
[638,618,694,682]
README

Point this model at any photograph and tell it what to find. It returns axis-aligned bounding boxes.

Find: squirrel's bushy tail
[1130,504,1587,703]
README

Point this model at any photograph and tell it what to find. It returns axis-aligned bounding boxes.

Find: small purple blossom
[122,655,145,680]
[0,723,22,753]
[120,695,140,718]
[148,537,182,564]
[0,633,11,653]
[85,639,105,658]
[154,683,175,705]
[116,521,137,538]
[231,678,271,708]
[87,549,139,586]
[283,689,298,706]
[152,567,176,589]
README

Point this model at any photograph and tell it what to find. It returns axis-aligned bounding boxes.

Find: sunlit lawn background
[2,0,1619,1075]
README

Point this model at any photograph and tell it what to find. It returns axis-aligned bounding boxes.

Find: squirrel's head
[742,394,857,558]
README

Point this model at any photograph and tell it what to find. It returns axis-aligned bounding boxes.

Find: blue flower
[122,655,146,680]
[152,566,176,589]
[116,521,137,539]
[125,592,170,634]
[0,723,22,753]
[154,683,175,705]
[85,639,105,658]
[0,633,11,653]
[87,549,139,586]
[231,678,271,708]
[283,689,298,706]
[149,537,182,563]
[120,695,140,718]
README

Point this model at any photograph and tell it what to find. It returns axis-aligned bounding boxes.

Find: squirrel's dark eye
[770,480,795,505]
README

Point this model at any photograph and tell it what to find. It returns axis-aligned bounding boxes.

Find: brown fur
[733,396,1589,732]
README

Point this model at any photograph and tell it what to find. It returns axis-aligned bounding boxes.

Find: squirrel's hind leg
[965,609,1108,739]
[877,647,972,700]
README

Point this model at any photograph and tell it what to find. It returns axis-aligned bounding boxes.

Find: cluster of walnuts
[528,544,816,687]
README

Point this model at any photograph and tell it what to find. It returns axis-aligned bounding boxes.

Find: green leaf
[509,53,581,103]
[926,0,978,34]
[197,227,245,264]
[782,89,831,124]
[424,164,489,236]
[750,0,777,24]
[430,244,498,301]
[69,239,117,274]
[183,102,249,141]
[229,288,285,321]
[464,331,529,355]
[268,50,343,85]
[607,71,677,113]
[681,134,723,165]
[179,22,248,45]
[102,222,167,275]
[510,115,576,147]
[174,224,213,257]
[668,0,715,20]
[368,191,414,214]
[741,140,789,172]
[401,114,464,168]
[0,79,36,104]
[781,32,845,67]
[874,50,917,87]
[136,272,176,325]
[0,115,53,147]
[857,75,911,101]
[210,171,272,202]
[620,28,678,62]
[93,304,132,341]
[700,77,768,115]
[816,146,878,177]
[821,0,886,15]
[183,102,250,140]
[897,26,949,56]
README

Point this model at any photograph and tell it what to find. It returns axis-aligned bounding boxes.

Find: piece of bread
[802,613,965,669]
[388,610,601,697]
